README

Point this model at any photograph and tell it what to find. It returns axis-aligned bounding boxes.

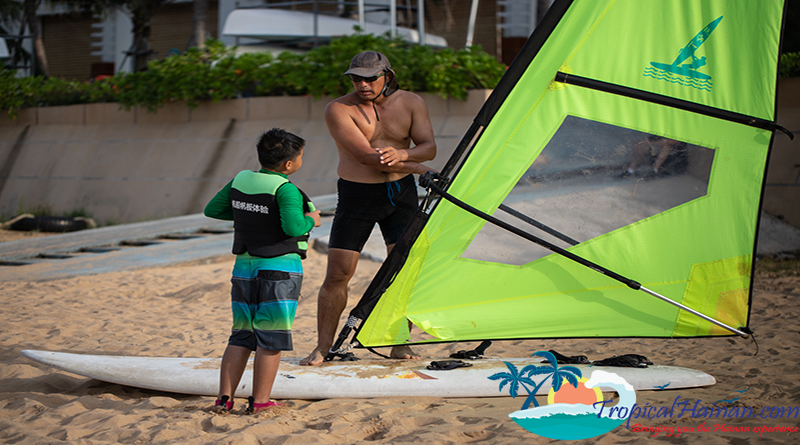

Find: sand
[1,229,799,444]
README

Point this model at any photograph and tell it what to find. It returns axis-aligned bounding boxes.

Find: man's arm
[377,159,434,175]
[324,98,435,175]
[324,100,390,167]
[377,94,436,166]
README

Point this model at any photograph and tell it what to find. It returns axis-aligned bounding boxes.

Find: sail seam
[554,72,779,134]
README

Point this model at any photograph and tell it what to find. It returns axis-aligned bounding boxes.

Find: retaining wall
[0,91,489,224]
[1,81,798,228]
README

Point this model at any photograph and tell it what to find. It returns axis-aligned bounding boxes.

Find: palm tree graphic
[489,351,583,409]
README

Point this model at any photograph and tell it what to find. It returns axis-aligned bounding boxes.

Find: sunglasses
[349,72,385,83]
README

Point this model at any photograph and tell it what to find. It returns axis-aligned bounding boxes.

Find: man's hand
[376,147,408,166]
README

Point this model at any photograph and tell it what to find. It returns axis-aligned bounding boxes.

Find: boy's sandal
[212,395,234,413]
[245,396,283,414]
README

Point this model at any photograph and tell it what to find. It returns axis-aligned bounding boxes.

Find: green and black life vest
[229,170,311,259]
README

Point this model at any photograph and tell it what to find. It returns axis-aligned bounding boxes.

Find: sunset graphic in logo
[490,351,635,440]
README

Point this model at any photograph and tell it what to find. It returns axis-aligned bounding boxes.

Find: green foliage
[419,45,506,100]
[781,52,800,78]
[0,34,506,118]
[0,70,34,118]
[0,71,104,117]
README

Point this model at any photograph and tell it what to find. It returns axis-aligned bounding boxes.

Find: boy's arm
[203,181,234,220]
[276,183,316,236]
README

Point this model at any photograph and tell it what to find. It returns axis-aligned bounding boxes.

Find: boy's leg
[252,347,282,403]
[218,345,252,399]
[248,268,299,403]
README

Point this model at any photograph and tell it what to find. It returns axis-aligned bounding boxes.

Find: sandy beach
[1,227,799,444]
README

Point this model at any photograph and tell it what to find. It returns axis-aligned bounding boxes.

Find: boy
[204,128,321,414]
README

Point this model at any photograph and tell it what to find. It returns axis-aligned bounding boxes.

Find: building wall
[424,0,499,57]
[150,0,220,60]
[43,13,102,81]
[40,1,221,80]
[38,0,513,81]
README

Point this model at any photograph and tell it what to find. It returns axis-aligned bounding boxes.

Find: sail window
[461,116,715,266]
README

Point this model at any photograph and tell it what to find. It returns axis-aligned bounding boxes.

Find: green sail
[355,0,785,347]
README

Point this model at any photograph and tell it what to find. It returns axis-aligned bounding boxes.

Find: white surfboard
[21,350,714,399]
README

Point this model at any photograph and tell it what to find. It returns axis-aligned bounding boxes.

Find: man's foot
[390,345,421,360]
[299,348,327,366]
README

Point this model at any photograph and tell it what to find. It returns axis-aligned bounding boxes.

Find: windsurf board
[21,350,715,399]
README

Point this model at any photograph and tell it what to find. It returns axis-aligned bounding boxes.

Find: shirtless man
[300,51,437,366]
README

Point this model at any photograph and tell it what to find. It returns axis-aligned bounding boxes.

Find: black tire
[6,215,93,233]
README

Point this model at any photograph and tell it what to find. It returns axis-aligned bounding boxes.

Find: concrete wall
[0,92,490,224]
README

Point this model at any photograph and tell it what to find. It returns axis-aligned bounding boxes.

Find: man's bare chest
[351,107,412,144]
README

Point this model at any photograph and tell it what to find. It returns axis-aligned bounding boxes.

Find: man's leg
[652,144,673,173]
[385,243,421,360]
[390,341,421,359]
[300,248,360,365]
[626,140,649,173]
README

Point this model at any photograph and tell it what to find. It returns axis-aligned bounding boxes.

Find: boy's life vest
[229,170,313,259]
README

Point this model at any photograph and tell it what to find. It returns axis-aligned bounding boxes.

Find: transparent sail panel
[462,116,715,265]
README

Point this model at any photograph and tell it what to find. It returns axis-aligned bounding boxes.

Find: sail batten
[554,72,784,133]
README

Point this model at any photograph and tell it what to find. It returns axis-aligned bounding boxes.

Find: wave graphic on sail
[643,66,712,91]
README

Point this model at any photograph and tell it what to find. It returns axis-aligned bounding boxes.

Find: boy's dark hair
[257,128,305,169]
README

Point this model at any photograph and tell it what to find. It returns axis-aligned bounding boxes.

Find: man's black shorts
[328,174,417,252]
